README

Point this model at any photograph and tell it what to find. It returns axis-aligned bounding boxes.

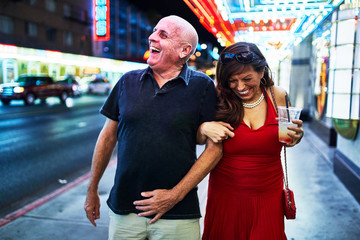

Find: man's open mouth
[150,46,161,53]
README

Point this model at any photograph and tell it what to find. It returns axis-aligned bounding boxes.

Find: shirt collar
[140,64,190,86]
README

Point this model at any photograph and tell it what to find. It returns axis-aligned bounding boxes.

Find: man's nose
[148,31,157,42]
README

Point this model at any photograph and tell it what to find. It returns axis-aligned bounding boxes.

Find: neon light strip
[184,0,234,43]
[193,0,214,24]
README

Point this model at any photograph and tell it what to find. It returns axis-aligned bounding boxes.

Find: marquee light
[183,0,342,51]
[93,0,110,41]
[183,0,235,45]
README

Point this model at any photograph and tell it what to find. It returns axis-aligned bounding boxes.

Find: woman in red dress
[199,42,304,239]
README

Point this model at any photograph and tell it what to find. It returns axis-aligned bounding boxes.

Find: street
[1,124,360,239]
[0,95,108,217]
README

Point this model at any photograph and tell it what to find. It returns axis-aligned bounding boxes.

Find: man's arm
[84,118,118,227]
[133,139,222,223]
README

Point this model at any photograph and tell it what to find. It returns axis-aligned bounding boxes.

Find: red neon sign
[93,0,110,41]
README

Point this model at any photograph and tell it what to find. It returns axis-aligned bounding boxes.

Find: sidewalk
[1,124,360,239]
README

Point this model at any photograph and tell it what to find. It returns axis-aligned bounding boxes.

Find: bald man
[84,15,222,240]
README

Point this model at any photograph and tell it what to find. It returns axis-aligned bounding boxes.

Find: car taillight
[13,87,24,93]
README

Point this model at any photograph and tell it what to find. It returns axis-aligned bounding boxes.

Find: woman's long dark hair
[215,42,274,128]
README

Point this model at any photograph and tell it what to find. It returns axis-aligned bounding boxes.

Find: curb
[0,157,117,228]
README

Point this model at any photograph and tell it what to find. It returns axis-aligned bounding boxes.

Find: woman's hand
[199,121,235,143]
[286,119,304,147]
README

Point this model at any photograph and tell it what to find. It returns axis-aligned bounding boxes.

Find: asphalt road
[0,95,109,217]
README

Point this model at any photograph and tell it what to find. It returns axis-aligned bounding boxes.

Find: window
[63,3,71,17]
[80,10,87,22]
[45,0,56,12]
[0,15,14,34]
[25,22,38,37]
[46,27,57,41]
[64,31,73,46]
[27,0,37,5]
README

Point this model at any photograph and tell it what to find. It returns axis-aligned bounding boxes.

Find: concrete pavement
[0,123,360,239]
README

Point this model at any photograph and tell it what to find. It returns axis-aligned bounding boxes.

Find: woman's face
[228,65,264,103]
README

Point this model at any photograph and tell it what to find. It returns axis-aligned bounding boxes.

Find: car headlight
[13,86,24,93]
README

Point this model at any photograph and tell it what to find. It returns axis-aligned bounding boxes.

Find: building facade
[0,0,154,84]
[288,2,360,203]
[0,0,93,55]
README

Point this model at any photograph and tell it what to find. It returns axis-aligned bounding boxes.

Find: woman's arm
[269,86,304,147]
[197,121,235,144]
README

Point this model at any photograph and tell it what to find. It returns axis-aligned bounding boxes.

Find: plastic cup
[277,106,302,144]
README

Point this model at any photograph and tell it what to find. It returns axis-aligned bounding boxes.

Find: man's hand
[133,189,180,224]
[84,190,101,227]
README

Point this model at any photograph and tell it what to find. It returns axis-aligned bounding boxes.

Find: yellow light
[225,41,232,47]
[205,69,213,75]
[143,50,150,60]
[83,67,100,74]
[195,51,202,57]
[14,86,24,93]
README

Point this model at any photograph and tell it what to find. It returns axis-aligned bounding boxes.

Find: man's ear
[179,44,192,59]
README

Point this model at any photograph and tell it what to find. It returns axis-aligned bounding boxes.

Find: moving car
[0,75,70,105]
[79,75,112,95]
[56,75,82,97]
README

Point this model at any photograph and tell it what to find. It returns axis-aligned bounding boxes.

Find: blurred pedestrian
[199,42,304,239]
[84,15,222,240]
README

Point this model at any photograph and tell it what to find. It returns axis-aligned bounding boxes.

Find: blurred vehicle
[56,75,82,97]
[79,74,112,95]
[0,75,70,105]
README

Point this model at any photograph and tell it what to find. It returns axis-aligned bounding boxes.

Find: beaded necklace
[242,92,264,108]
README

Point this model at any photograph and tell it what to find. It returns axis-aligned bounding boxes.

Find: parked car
[0,75,70,105]
[79,75,112,95]
[56,75,82,97]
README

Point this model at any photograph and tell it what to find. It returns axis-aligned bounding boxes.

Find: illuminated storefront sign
[0,43,147,81]
[1,59,18,83]
[314,57,329,120]
[93,0,110,41]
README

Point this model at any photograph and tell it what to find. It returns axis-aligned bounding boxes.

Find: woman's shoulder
[267,85,287,106]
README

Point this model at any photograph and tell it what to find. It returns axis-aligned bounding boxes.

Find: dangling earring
[261,78,267,85]
[265,66,271,73]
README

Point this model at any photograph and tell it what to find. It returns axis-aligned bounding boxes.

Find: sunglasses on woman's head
[220,51,256,64]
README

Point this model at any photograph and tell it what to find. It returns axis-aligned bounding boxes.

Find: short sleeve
[100,78,122,121]
[199,80,217,124]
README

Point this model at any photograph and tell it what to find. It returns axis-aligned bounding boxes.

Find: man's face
[147,18,182,72]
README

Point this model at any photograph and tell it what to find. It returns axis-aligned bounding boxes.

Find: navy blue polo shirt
[100,64,217,219]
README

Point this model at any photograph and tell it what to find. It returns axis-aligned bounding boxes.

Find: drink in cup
[277,106,302,144]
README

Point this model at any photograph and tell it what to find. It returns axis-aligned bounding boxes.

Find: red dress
[202,93,286,240]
